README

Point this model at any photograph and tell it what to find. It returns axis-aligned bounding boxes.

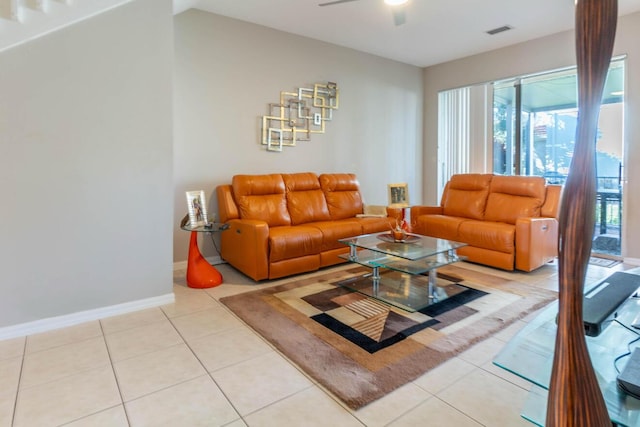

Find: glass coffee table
[492,268,640,426]
[337,232,467,312]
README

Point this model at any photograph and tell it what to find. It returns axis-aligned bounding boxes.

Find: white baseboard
[173,260,188,270]
[209,256,224,265]
[0,293,175,341]
[173,256,225,271]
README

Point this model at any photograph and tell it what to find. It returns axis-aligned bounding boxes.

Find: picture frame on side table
[388,183,409,208]
[186,190,208,227]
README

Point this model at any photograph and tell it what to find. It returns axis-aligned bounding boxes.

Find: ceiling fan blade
[318,0,361,6]
[392,9,406,26]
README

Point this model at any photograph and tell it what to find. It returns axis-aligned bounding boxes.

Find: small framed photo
[388,183,409,207]
[186,190,208,227]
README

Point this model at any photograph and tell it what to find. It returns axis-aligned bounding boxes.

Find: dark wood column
[546,0,618,426]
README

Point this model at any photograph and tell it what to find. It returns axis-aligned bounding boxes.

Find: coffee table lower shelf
[335,269,468,312]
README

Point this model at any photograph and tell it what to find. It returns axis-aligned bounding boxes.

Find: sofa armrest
[409,205,443,230]
[220,218,270,281]
[515,217,559,272]
[410,205,443,216]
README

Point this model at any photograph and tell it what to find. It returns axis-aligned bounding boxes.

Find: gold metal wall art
[261,82,339,152]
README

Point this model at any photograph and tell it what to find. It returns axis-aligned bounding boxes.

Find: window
[492,58,625,256]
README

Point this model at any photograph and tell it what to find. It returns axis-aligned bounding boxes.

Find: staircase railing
[0,0,131,52]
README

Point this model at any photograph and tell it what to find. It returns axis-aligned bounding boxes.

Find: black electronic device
[618,348,640,399]
[583,272,640,337]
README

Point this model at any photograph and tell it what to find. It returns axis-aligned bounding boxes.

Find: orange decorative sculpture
[546,0,618,425]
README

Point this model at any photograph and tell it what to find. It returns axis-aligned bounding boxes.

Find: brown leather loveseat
[216,172,399,281]
[410,174,562,272]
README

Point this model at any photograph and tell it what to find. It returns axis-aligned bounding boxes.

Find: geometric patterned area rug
[220,264,557,410]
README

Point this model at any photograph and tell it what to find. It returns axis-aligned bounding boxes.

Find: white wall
[173,10,424,262]
[0,0,174,330]
[422,12,640,260]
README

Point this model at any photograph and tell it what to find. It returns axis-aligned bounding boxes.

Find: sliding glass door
[492,59,625,256]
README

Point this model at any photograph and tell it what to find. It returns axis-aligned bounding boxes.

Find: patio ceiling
[496,60,624,112]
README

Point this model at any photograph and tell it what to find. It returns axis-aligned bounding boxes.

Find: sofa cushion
[418,215,466,241]
[308,220,363,251]
[441,174,493,220]
[458,220,515,253]
[232,174,291,227]
[484,176,545,224]
[354,216,393,234]
[269,226,323,262]
[319,173,364,220]
[283,173,331,225]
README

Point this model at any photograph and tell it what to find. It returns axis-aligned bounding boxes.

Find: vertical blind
[437,87,470,200]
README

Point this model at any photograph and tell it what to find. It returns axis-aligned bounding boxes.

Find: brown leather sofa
[216,172,400,281]
[410,174,562,272]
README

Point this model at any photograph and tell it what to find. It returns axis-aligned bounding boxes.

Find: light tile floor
[0,260,629,426]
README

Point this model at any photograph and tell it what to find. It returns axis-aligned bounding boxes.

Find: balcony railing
[544,174,621,255]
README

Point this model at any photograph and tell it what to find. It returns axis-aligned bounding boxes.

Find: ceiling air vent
[486,25,513,35]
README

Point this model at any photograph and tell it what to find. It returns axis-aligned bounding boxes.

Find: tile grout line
[431,395,486,427]
[10,337,27,427]
[170,279,363,425]
[98,318,132,427]
[163,299,248,425]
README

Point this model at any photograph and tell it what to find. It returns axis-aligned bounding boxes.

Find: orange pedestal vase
[186,231,223,288]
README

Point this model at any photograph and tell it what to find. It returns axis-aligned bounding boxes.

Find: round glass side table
[180,214,229,288]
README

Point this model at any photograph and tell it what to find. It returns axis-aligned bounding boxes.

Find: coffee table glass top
[179,214,229,233]
[493,268,640,426]
[338,232,466,261]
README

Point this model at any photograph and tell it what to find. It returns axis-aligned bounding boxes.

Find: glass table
[337,232,466,312]
[493,268,640,426]
[179,214,229,288]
